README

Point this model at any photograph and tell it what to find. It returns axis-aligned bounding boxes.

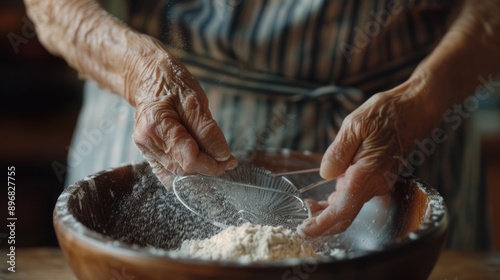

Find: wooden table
[1,248,499,279]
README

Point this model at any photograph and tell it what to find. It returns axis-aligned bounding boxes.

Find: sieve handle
[299,177,337,193]
[272,167,336,193]
[271,168,321,177]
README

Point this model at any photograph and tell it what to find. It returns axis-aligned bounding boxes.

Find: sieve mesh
[173,164,311,229]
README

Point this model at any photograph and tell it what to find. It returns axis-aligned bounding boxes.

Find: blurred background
[0,0,83,247]
[0,1,499,250]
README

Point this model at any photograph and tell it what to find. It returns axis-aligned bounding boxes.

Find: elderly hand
[24,0,237,186]
[299,76,439,237]
[129,38,237,183]
[298,0,500,237]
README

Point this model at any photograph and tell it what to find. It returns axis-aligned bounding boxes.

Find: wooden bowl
[53,150,448,280]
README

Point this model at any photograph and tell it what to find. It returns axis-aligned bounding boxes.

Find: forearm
[410,0,500,124]
[23,0,160,106]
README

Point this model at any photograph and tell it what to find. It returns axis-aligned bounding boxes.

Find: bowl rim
[53,152,448,268]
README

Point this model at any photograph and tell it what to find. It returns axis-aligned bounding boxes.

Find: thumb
[193,112,232,162]
[179,94,232,162]
[320,119,362,179]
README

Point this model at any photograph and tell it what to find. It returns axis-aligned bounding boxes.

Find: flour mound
[178,223,319,262]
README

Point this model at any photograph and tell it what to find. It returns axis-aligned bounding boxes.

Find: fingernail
[227,157,238,169]
[297,218,317,235]
[212,144,232,161]
[214,154,231,162]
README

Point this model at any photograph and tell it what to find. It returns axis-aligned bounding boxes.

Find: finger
[136,138,183,178]
[178,94,233,162]
[137,134,235,186]
[331,175,347,195]
[149,159,176,189]
[320,116,363,179]
[133,113,189,176]
[298,188,361,237]
[137,103,236,175]
[136,145,178,188]
[312,202,329,217]
[300,160,392,237]
[304,199,326,215]
[172,137,237,175]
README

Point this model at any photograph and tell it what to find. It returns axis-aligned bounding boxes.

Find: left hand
[299,76,439,237]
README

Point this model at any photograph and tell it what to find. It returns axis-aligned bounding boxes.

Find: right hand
[128,37,237,185]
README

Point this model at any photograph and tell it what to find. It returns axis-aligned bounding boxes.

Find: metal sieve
[173,164,334,229]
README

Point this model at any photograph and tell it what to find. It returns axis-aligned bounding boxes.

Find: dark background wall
[0,1,83,247]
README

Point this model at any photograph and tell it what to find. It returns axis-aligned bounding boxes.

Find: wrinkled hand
[299,77,437,237]
[129,37,237,184]
[25,0,237,185]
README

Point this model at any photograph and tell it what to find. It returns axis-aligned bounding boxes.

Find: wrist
[412,12,500,117]
[123,34,172,107]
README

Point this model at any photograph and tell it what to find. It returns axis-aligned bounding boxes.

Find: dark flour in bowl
[105,169,221,250]
[103,167,343,261]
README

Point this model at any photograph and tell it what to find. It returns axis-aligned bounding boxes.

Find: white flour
[105,164,344,260]
[178,223,319,262]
